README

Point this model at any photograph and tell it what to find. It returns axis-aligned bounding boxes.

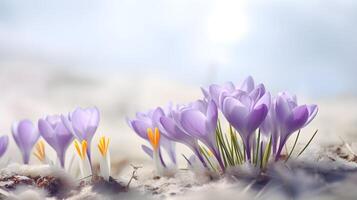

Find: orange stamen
[82,140,87,160]
[98,136,110,156]
[147,127,160,150]
[74,140,88,160]
[34,140,45,161]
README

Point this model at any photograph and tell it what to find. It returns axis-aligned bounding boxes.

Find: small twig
[130,164,142,170]
[126,164,142,188]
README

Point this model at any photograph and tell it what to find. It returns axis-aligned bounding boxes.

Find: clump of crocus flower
[0,105,127,198]
[129,76,318,175]
[2,107,106,181]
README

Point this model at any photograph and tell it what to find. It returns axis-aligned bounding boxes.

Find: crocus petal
[61,114,75,135]
[180,110,207,138]
[255,92,271,110]
[38,119,57,148]
[88,107,100,127]
[222,97,249,136]
[238,94,253,108]
[131,120,151,139]
[0,135,9,157]
[152,107,165,127]
[88,108,100,141]
[201,87,210,100]
[239,76,255,92]
[249,84,266,102]
[71,110,90,140]
[206,82,235,107]
[275,95,292,123]
[45,115,62,129]
[160,116,207,167]
[206,100,218,134]
[55,123,73,167]
[141,145,153,159]
[285,105,309,134]
[305,104,318,126]
[160,136,177,164]
[160,116,195,146]
[223,81,235,91]
[247,104,268,134]
[55,122,73,150]
[11,122,20,148]
[208,84,223,104]
[279,92,298,106]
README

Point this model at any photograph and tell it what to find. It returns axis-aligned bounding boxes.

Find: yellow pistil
[34,140,46,161]
[147,127,160,150]
[98,136,110,156]
[207,149,213,157]
[74,140,88,160]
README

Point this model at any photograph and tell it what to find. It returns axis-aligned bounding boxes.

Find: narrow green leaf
[262,135,272,169]
[233,132,244,164]
[285,130,300,162]
[255,129,261,166]
[298,129,318,157]
[216,129,228,167]
[200,145,216,171]
[242,141,246,162]
[230,126,242,165]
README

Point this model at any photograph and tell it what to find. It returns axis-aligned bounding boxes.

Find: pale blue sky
[0,0,356,97]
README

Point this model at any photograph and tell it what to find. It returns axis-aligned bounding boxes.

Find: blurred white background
[0,0,356,164]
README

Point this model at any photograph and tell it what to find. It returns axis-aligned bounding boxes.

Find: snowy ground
[0,64,357,199]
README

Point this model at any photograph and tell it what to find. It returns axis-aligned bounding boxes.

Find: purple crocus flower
[127,107,176,167]
[272,92,318,160]
[12,120,40,164]
[38,115,74,167]
[176,99,225,169]
[202,81,235,108]
[222,92,271,160]
[202,76,266,110]
[159,103,208,168]
[62,107,100,161]
[0,135,9,158]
